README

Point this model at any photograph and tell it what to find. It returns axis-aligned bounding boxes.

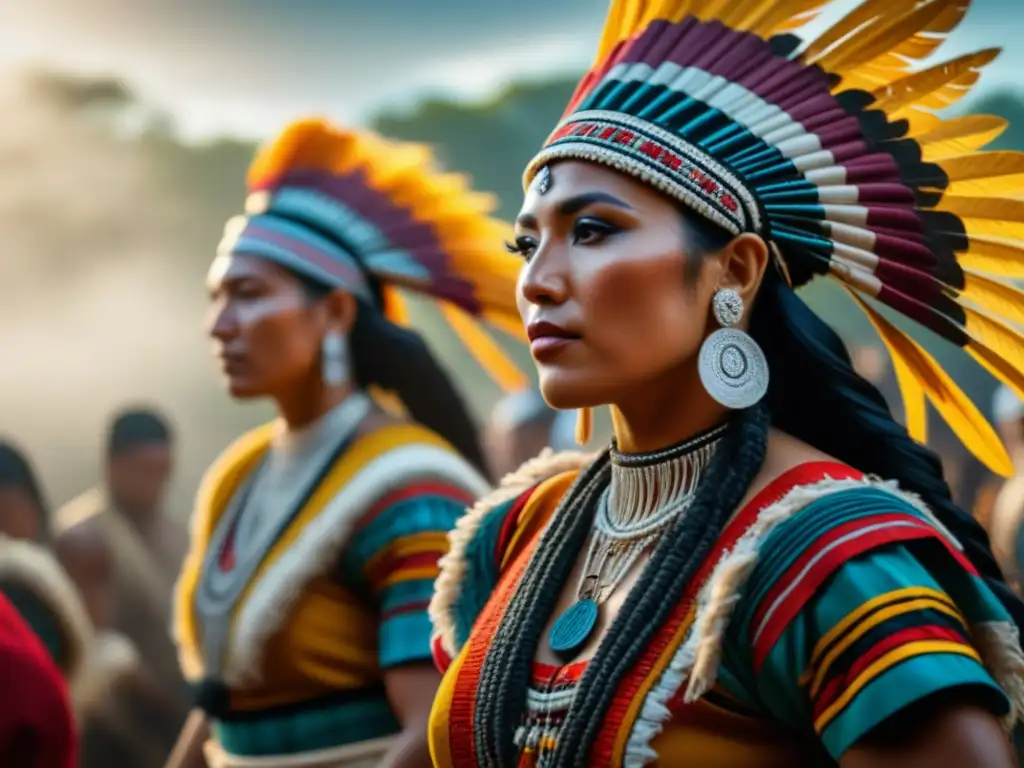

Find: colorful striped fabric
[341,481,476,669]
[430,462,1017,765]
[735,487,1010,759]
[214,689,400,757]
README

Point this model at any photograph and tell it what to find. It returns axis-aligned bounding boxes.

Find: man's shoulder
[53,487,109,537]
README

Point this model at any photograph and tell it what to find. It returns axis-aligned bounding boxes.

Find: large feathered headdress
[219,118,527,392]
[523,0,1024,475]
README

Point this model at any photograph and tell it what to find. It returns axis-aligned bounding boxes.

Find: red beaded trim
[549,121,741,214]
[525,111,760,236]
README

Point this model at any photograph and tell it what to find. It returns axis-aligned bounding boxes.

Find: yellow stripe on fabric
[428,643,467,768]
[380,565,442,589]
[610,604,698,767]
[804,587,954,676]
[813,641,981,733]
[808,596,967,697]
[174,422,276,679]
[499,471,580,571]
[227,424,456,650]
[365,532,451,572]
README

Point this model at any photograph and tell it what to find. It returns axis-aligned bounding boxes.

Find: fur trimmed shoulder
[0,536,92,681]
[429,448,593,661]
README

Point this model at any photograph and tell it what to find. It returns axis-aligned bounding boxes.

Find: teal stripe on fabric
[380,610,433,668]
[379,578,436,614]
[454,493,524,648]
[345,496,463,567]
[820,652,1006,759]
[215,696,400,756]
[731,488,933,638]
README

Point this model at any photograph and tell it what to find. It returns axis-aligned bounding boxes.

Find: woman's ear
[718,233,769,310]
[323,289,359,336]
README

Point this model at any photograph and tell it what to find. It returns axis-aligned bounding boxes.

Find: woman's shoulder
[429,449,595,665]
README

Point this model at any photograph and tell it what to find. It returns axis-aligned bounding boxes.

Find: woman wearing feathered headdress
[427,1,1024,765]
[167,120,525,768]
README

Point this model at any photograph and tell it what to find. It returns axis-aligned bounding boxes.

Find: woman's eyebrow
[515,191,634,229]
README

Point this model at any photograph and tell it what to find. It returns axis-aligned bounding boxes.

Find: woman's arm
[380,663,443,768]
[162,709,209,768]
[842,690,1016,768]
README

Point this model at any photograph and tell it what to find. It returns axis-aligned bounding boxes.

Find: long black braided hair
[471,210,1024,765]
[296,273,490,478]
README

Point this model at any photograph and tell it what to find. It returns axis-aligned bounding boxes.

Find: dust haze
[0,70,269,516]
[0,69,510,517]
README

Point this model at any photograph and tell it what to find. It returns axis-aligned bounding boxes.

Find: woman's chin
[224,377,263,400]
[538,370,606,411]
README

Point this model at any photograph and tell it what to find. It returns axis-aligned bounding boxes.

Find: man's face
[107,442,173,514]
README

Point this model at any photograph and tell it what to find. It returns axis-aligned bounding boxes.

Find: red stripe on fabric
[356,481,476,530]
[449,523,543,767]
[239,223,364,284]
[744,462,862,515]
[431,634,451,675]
[364,550,444,587]
[591,462,858,764]
[533,659,588,687]
[753,518,958,672]
[382,599,432,622]
[493,488,536,568]
[812,624,967,720]
[753,512,925,632]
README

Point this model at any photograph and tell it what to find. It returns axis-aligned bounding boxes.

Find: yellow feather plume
[820,0,965,75]
[872,49,999,113]
[848,290,928,443]
[438,303,528,393]
[850,291,1012,477]
[802,0,916,62]
[933,196,1024,239]
[960,235,1024,278]
[955,270,1024,327]
[964,307,1024,390]
[916,115,1008,146]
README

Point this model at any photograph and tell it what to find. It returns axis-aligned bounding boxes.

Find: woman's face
[512,161,722,410]
[206,252,326,399]
[0,486,41,541]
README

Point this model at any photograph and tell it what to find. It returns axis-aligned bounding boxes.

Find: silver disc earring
[698,288,769,409]
[321,330,349,387]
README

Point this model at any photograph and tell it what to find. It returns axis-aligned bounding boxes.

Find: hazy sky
[2,0,1022,140]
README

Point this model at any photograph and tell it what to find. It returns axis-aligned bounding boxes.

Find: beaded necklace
[472,406,768,768]
[547,425,726,660]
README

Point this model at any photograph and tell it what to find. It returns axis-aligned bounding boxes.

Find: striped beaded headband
[219,197,378,306]
[524,110,762,236]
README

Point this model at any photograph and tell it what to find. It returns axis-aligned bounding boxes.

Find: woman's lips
[529,335,578,360]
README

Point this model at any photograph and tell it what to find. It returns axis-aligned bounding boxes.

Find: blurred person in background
[0,440,134,763]
[0,591,76,768]
[986,386,1024,593]
[485,388,558,479]
[166,119,522,768]
[55,409,190,766]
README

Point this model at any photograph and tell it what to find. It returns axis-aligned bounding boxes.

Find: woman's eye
[573,218,620,246]
[505,236,539,261]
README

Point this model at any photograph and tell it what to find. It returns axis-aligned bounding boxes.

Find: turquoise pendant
[548,598,599,660]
